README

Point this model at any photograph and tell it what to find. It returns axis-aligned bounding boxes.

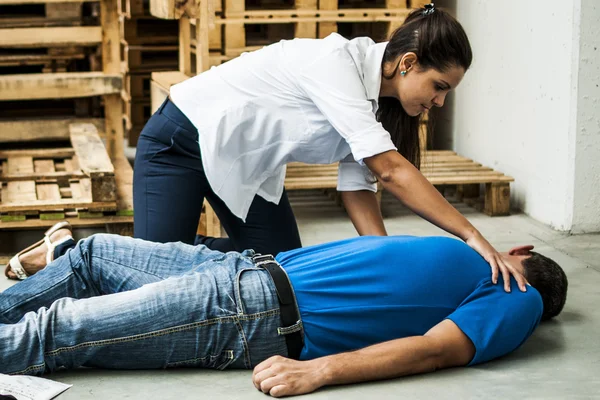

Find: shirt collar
[362,41,388,101]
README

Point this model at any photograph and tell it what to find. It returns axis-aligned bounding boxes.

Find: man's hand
[465,232,528,292]
[252,356,327,397]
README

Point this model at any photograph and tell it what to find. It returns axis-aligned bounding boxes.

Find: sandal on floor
[4,221,73,280]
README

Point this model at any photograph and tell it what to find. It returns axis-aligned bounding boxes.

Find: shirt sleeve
[337,153,377,192]
[446,281,543,366]
[296,46,397,161]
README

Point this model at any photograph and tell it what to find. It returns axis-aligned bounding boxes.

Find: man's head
[503,245,568,321]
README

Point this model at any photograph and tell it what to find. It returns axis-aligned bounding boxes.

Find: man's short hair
[523,252,568,321]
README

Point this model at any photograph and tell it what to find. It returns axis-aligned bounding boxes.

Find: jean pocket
[166,350,235,370]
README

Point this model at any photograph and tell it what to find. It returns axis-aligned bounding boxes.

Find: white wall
[451,0,600,232]
[571,0,600,233]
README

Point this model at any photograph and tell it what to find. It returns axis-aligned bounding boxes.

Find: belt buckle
[252,254,275,264]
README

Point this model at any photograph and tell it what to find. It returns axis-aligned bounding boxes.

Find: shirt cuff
[337,158,378,192]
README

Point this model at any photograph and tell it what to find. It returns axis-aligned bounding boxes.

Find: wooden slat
[33,160,55,174]
[5,181,37,203]
[1,171,88,181]
[0,73,122,101]
[0,0,97,4]
[36,183,61,201]
[0,148,74,159]
[7,156,34,175]
[150,0,201,19]
[216,9,411,24]
[0,118,104,143]
[0,199,115,212]
[151,70,189,90]
[69,123,117,202]
[0,27,102,48]
[69,124,114,175]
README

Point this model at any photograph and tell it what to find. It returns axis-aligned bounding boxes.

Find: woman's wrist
[461,226,480,242]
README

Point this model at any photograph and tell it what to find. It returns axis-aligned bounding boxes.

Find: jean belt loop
[252,254,304,360]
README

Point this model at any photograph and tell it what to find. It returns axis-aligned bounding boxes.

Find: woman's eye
[435,84,444,91]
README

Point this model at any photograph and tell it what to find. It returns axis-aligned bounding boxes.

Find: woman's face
[380,55,465,117]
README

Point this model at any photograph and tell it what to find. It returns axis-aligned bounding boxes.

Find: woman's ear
[508,245,535,256]
[400,52,418,73]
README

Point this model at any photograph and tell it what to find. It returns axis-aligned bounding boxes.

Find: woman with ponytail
[5,4,528,292]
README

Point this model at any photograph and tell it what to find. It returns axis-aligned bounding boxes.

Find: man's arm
[252,319,475,397]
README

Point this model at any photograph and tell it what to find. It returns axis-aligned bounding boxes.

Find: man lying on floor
[0,232,567,397]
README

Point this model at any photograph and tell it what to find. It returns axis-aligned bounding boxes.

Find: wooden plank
[150,0,202,19]
[295,0,317,38]
[69,124,114,175]
[4,181,37,203]
[179,17,192,75]
[214,9,411,24]
[7,157,34,175]
[0,199,116,212]
[33,159,55,174]
[319,0,338,38]
[0,148,74,159]
[0,72,122,101]
[196,0,210,72]
[0,26,102,47]
[484,182,511,216]
[151,70,190,89]
[0,0,96,4]
[0,118,104,143]
[101,0,125,159]
[36,183,61,201]
[69,123,117,202]
[224,0,245,61]
[0,214,132,229]
[1,171,88,181]
[112,155,134,214]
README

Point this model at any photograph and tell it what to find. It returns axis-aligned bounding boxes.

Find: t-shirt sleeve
[446,282,543,366]
[297,46,396,161]
[337,153,378,192]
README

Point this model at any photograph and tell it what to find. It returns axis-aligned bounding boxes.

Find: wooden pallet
[178,0,409,74]
[123,17,179,45]
[285,151,515,216]
[0,0,126,159]
[0,123,121,222]
[0,2,85,28]
[126,45,178,73]
[0,154,134,233]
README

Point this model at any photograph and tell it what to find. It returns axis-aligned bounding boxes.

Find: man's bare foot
[5,227,73,280]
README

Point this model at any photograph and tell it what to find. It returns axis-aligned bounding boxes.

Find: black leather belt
[252,254,303,360]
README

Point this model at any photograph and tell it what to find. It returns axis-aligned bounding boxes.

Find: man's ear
[508,245,535,256]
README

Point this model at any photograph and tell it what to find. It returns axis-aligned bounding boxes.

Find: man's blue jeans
[0,234,288,375]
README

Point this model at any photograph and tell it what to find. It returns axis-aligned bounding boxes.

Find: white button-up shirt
[170,33,397,221]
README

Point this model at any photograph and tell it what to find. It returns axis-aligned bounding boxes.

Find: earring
[400,70,407,76]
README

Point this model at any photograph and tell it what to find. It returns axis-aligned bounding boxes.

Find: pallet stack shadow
[148,0,515,237]
[122,0,179,146]
[0,0,134,235]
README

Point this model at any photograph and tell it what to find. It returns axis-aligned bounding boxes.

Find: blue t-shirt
[276,236,543,365]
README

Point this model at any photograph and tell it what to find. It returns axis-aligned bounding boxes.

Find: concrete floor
[1,191,599,399]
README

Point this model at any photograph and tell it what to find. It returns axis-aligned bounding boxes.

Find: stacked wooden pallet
[0,0,134,234]
[122,0,179,146]
[0,0,125,158]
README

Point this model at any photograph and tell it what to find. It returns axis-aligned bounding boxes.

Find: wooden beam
[0,0,96,4]
[150,0,202,19]
[0,73,122,101]
[0,27,102,48]
[484,182,511,216]
[100,0,124,159]
[70,123,117,203]
[0,118,104,143]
